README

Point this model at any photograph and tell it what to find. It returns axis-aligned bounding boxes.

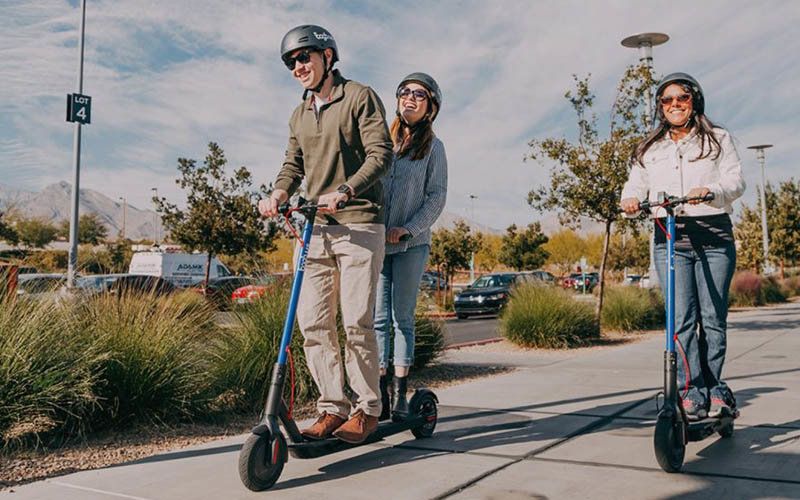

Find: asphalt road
[442,315,501,346]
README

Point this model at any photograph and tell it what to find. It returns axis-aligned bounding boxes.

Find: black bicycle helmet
[397,72,443,121]
[656,72,705,115]
[280,25,338,65]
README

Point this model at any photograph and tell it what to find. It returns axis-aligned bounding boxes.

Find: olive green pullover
[274,70,393,224]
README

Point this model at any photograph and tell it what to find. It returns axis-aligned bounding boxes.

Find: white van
[128,251,232,287]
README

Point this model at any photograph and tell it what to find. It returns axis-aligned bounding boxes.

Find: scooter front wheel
[654,416,685,472]
[238,432,286,491]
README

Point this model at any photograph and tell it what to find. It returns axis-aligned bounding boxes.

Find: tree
[58,213,109,244]
[544,229,585,275]
[607,230,649,274]
[15,217,58,249]
[474,233,503,272]
[154,142,279,284]
[498,223,549,271]
[527,65,655,321]
[768,179,800,278]
[0,212,18,246]
[429,221,481,289]
[735,204,763,273]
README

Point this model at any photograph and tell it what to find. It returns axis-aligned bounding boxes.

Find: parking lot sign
[66,93,91,124]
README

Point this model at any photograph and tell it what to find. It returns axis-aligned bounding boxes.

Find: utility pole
[747,144,774,274]
[469,194,478,282]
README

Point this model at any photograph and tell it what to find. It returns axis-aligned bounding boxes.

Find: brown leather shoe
[332,409,378,444]
[300,412,346,441]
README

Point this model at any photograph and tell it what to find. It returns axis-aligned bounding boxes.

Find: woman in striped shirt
[375,73,448,421]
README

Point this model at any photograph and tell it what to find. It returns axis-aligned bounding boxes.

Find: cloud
[1,0,798,229]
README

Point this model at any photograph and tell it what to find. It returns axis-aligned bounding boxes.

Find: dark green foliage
[499,222,549,271]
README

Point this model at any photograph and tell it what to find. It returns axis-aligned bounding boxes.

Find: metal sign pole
[66,0,87,288]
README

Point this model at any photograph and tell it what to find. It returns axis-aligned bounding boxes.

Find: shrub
[413,297,445,369]
[602,286,664,332]
[215,283,317,412]
[729,271,787,307]
[779,276,800,298]
[729,271,763,307]
[500,284,598,348]
[76,290,219,429]
[0,296,103,447]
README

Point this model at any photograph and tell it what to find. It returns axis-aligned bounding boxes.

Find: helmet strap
[303,52,332,100]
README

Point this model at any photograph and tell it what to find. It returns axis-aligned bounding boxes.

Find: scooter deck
[287,415,425,459]
[686,408,738,442]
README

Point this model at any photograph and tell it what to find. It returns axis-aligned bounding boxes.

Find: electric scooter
[635,192,738,473]
[238,198,439,491]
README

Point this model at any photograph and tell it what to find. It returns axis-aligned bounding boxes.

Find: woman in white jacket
[621,72,745,420]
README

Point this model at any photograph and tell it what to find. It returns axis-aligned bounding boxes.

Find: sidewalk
[4,302,799,499]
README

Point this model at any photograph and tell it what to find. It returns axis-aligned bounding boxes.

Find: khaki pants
[296,223,385,418]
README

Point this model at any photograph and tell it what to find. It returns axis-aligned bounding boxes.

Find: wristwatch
[336,184,353,200]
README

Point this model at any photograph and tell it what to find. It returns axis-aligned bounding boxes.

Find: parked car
[16,273,66,300]
[420,271,447,291]
[74,273,128,295]
[573,272,599,292]
[522,270,555,284]
[192,276,257,309]
[622,274,642,286]
[107,274,178,296]
[561,272,583,289]
[230,275,278,305]
[454,272,523,319]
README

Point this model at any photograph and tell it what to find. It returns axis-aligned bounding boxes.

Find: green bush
[0,296,103,446]
[762,277,787,304]
[413,299,445,369]
[602,286,664,332]
[216,284,317,412]
[500,284,598,348]
[76,291,219,429]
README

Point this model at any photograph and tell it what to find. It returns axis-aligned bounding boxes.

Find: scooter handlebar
[278,199,347,217]
[625,192,715,214]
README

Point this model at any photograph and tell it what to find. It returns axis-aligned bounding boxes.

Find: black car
[453,272,521,319]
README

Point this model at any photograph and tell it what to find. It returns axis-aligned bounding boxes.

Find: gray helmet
[397,72,443,121]
[280,25,339,65]
[656,72,705,115]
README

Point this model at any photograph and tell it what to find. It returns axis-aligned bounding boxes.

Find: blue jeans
[374,244,430,368]
[654,242,736,406]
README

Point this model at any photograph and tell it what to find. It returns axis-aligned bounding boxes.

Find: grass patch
[601,286,664,332]
[500,284,598,348]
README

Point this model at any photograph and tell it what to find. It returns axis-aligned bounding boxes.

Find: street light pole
[621,32,669,287]
[469,194,478,282]
[747,144,774,274]
[151,187,159,246]
[66,0,87,288]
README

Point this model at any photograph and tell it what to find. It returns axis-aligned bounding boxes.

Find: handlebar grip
[399,233,412,242]
[277,202,291,216]
[336,201,346,210]
[702,192,715,202]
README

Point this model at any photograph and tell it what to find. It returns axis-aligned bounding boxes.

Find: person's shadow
[270,382,788,492]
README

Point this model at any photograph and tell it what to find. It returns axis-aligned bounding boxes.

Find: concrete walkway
[5,302,799,499]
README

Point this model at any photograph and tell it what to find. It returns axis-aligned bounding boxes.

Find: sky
[1,0,798,231]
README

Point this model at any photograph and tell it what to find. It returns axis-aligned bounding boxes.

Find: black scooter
[635,192,738,473]
[238,199,439,491]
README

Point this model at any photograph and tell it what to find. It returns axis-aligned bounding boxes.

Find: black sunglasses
[396,87,429,101]
[284,50,315,71]
[659,93,692,106]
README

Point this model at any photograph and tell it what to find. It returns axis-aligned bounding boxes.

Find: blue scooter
[238,198,439,491]
[635,192,738,473]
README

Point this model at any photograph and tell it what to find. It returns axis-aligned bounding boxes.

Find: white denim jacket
[621,127,745,217]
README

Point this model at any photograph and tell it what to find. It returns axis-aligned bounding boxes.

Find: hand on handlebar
[685,187,712,205]
[259,189,289,218]
[317,192,349,214]
[387,227,411,244]
[620,197,641,215]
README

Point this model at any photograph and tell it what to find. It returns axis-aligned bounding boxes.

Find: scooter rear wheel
[654,416,685,473]
[411,393,438,439]
[238,432,286,491]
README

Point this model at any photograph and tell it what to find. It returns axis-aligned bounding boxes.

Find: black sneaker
[682,398,707,421]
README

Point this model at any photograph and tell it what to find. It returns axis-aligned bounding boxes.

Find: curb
[445,337,504,350]
[424,312,456,319]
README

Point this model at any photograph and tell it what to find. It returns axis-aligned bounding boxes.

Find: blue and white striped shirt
[382,136,448,255]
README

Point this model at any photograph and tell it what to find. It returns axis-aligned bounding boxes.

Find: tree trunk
[596,220,613,325]
[204,253,212,292]
[780,258,785,279]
